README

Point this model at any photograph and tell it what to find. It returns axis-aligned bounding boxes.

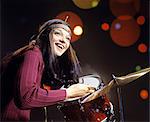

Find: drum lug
[80,106,85,112]
[57,105,62,110]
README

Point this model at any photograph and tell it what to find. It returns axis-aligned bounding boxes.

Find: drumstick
[81,79,115,104]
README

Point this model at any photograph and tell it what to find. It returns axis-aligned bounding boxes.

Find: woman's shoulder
[24,46,43,60]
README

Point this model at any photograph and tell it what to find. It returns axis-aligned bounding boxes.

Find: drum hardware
[78,99,85,112]
[44,107,48,122]
[116,87,124,122]
[56,104,62,110]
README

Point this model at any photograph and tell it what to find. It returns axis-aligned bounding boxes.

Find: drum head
[79,74,102,90]
[64,74,103,102]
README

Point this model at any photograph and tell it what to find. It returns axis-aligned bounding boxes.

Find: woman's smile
[55,43,65,49]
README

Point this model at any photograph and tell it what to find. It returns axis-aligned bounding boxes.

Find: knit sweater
[1,47,66,121]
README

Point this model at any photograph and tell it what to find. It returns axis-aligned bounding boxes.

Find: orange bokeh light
[56,11,83,42]
[137,16,145,25]
[138,43,147,53]
[43,84,51,90]
[101,23,109,31]
[140,89,148,100]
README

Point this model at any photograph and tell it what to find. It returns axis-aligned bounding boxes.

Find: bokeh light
[137,16,145,25]
[73,25,83,36]
[101,23,109,31]
[43,84,51,90]
[91,0,99,8]
[116,0,133,3]
[56,11,83,42]
[118,15,132,20]
[109,0,140,17]
[138,43,147,53]
[135,65,141,71]
[114,23,121,30]
[140,89,148,100]
[110,17,140,47]
[72,0,100,9]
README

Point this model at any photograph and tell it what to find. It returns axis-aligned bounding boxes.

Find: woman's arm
[15,49,66,109]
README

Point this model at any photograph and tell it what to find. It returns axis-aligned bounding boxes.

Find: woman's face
[49,28,71,56]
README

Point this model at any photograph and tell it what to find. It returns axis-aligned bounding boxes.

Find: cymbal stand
[112,74,124,122]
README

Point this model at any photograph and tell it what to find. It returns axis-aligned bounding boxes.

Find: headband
[39,19,72,35]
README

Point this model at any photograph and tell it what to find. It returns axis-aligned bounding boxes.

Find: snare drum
[60,94,112,122]
[60,75,114,122]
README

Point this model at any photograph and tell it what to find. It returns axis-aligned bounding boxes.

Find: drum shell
[60,95,111,122]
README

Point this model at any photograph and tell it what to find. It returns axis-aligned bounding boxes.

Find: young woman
[1,19,94,121]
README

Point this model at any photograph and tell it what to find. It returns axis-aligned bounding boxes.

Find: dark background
[1,0,149,121]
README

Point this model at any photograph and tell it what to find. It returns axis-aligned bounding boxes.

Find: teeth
[56,43,64,49]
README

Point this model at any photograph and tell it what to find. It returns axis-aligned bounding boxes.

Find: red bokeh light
[118,15,132,20]
[137,16,145,25]
[110,17,140,47]
[109,0,140,17]
[101,23,109,31]
[138,43,147,53]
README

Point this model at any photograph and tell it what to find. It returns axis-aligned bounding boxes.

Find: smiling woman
[1,19,95,121]
[50,28,71,56]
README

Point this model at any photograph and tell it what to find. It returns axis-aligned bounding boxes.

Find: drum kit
[59,67,150,122]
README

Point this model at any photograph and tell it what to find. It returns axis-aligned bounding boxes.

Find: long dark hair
[36,27,82,89]
[1,19,82,89]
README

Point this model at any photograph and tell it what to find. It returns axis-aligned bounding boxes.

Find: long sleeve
[15,48,66,109]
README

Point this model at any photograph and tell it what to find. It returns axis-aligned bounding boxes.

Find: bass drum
[60,75,115,122]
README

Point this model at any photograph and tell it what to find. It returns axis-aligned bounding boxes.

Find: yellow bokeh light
[72,0,100,9]
[73,26,83,36]
[91,0,99,8]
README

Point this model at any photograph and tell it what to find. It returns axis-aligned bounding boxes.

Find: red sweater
[1,47,66,121]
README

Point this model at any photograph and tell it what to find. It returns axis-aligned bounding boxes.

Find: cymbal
[114,67,150,86]
[81,67,150,104]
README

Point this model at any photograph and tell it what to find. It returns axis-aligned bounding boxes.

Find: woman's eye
[54,31,60,35]
[66,37,70,41]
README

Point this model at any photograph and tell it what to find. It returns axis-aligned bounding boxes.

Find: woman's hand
[66,83,95,99]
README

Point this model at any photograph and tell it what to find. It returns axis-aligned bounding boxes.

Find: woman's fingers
[65,83,96,99]
[88,89,95,93]
[84,85,96,92]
